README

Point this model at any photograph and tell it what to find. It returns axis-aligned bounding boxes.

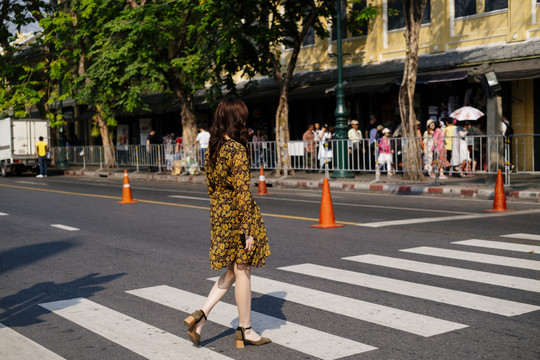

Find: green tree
[0,1,62,125]
[246,0,376,175]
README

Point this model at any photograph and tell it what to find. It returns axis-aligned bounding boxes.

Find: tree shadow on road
[0,272,125,328]
[0,240,76,275]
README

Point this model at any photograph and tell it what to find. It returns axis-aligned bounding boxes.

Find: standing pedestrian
[348,120,364,171]
[423,119,436,177]
[183,97,271,349]
[146,129,160,171]
[318,124,333,171]
[302,124,316,172]
[35,136,48,178]
[377,128,394,175]
[442,117,455,174]
[196,127,211,170]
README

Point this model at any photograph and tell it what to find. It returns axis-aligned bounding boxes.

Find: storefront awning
[478,58,540,81]
[415,70,469,84]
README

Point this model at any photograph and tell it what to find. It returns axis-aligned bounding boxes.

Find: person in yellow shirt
[442,118,455,173]
[35,136,48,178]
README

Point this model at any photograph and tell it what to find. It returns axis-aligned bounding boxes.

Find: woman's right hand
[245,235,254,252]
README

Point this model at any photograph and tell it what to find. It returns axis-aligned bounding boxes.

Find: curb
[63,169,540,203]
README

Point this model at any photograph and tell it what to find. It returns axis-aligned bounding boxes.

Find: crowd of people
[140,113,512,177]
[296,114,512,177]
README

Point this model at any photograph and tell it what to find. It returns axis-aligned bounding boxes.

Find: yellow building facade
[265,0,540,170]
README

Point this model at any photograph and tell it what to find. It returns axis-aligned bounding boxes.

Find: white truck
[0,118,49,177]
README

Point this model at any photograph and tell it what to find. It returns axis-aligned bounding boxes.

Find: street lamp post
[331,0,354,179]
[56,80,68,169]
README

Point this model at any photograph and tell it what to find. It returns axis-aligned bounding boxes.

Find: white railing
[51,134,538,181]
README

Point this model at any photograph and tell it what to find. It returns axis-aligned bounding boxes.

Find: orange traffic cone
[118,170,138,204]
[486,169,513,212]
[255,165,270,196]
[311,178,344,229]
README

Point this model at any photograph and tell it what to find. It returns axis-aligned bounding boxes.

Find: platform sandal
[234,326,271,348]
[183,310,207,346]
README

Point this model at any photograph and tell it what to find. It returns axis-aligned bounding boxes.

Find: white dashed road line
[50,224,79,231]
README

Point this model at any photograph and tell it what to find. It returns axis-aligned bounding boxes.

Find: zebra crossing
[3,232,539,359]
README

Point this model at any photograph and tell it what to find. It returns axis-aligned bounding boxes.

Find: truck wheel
[1,162,8,177]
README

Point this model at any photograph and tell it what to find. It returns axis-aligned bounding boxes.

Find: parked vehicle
[0,118,49,176]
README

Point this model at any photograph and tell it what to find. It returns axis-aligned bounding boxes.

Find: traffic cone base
[255,165,270,196]
[311,178,343,229]
[311,223,344,229]
[485,169,512,212]
[118,170,138,204]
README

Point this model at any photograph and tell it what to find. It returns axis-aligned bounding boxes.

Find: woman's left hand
[245,235,254,251]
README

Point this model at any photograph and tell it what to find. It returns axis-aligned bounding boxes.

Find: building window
[454,0,476,17]
[303,26,315,46]
[351,0,369,37]
[484,0,508,12]
[388,0,431,31]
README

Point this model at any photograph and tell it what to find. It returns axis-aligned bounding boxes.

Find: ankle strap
[200,310,207,321]
[236,326,252,331]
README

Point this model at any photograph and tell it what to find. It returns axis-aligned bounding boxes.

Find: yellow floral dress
[206,139,271,270]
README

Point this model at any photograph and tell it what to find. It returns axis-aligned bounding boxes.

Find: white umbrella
[450,106,484,121]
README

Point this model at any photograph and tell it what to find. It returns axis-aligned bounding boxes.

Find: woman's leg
[194,267,236,335]
[234,263,261,342]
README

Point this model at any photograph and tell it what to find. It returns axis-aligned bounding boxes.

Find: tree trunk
[95,106,115,168]
[274,87,291,176]
[399,0,427,181]
[177,90,197,158]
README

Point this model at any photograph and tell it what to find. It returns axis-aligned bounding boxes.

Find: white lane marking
[169,195,210,201]
[344,254,540,293]
[401,247,540,271]
[453,239,540,254]
[40,298,231,360]
[0,212,8,216]
[0,323,65,360]
[278,264,540,317]
[50,224,79,231]
[501,233,540,241]
[16,181,47,186]
[358,209,540,227]
[127,285,376,359]
[258,196,473,215]
[208,276,467,337]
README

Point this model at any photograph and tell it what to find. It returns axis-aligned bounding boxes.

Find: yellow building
[247,0,539,171]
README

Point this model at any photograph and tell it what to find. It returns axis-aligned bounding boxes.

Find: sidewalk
[62,166,540,203]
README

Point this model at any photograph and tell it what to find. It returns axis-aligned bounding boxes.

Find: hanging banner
[117,125,129,150]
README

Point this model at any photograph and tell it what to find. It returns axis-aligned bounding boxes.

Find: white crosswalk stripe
[401,246,540,271]
[39,298,232,360]
[278,263,540,316]
[127,285,377,360]
[0,323,65,360]
[343,254,540,293]
[452,239,540,253]
[7,234,540,359]
[501,233,540,241]
[208,275,467,337]
[0,212,8,216]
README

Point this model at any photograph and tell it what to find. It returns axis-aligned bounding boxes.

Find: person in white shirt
[348,120,364,171]
[196,128,211,169]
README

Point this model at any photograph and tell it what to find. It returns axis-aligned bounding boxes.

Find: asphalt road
[1,174,539,360]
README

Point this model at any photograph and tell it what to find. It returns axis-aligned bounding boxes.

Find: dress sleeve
[231,146,254,236]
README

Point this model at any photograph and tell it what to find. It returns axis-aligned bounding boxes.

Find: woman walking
[183,97,271,349]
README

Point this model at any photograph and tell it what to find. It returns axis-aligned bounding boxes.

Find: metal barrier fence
[52,134,538,181]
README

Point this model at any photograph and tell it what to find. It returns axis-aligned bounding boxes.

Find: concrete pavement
[60,166,540,203]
